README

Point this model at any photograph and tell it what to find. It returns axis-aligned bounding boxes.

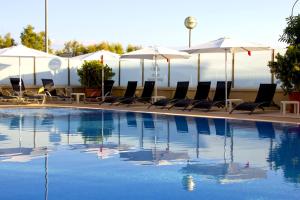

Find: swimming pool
[0,108,299,200]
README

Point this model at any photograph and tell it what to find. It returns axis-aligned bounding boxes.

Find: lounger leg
[188,105,194,111]
[229,104,238,114]
[189,102,200,111]
[258,106,264,111]
[270,101,280,109]
[188,107,194,111]
[167,104,175,110]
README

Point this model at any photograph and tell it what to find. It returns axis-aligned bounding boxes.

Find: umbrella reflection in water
[120,115,189,166]
[77,111,130,159]
[0,111,49,162]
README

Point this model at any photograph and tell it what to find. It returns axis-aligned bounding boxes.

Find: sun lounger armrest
[45,91,52,96]
[168,99,179,104]
[95,93,113,101]
[104,92,111,97]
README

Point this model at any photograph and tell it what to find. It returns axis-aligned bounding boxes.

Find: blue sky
[0,0,299,49]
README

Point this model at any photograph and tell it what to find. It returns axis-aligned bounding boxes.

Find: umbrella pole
[225,49,228,111]
[19,57,22,100]
[118,60,121,86]
[102,61,104,101]
[102,110,104,143]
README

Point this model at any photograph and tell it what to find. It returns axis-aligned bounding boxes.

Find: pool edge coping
[0,104,299,125]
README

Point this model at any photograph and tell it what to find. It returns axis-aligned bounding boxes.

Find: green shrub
[269,45,300,94]
[77,60,115,88]
[268,15,300,94]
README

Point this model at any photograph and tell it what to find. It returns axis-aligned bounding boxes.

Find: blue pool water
[0,108,299,200]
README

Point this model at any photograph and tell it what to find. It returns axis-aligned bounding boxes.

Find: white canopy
[184,37,270,54]
[120,46,190,100]
[0,44,57,58]
[0,45,58,98]
[183,37,270,110]
[121,46,190,60]
[72,50,120,60]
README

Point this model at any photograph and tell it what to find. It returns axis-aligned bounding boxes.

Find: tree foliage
[77,60,115,88]
[126,44,142,52]
[279,15,300,45]
[0,33,16,48]
[1,24,141,55]
[56,40,85,57]
[20,25,52,52]
[269,15,300,94]
[269,46,300,93]
[56,40,140,56]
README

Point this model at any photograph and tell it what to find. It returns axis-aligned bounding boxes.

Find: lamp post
[45,0,48,53]
[292,0,299,16]
[184,16,197,48]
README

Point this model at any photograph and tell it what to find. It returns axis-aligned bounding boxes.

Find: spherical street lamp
[184,16,197,48]
[291,0,299,16]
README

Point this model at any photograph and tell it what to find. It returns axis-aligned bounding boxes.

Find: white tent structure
[183,37,270,109]
[121,46,190,100]
[72,50,120,61]
[73,50,120,100]
[0,45,59,98]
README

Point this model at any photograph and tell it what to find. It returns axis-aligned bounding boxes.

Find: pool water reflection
[0,108,299,200]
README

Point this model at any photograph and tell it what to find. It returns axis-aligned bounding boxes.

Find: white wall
[0,49,286,89]
[35,57,69,86]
